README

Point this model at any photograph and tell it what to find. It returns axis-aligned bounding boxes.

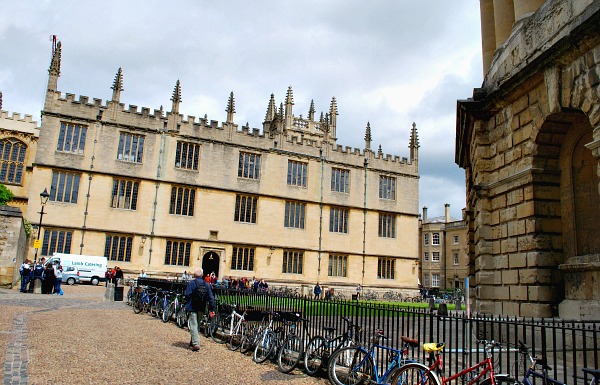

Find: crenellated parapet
[0,110,40,137]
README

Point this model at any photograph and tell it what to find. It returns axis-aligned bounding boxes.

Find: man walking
[313,283,322,299]
[19,259,31,293]
[185,268,216,351]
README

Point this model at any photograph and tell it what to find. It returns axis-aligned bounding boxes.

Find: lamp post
[33,188,50,264]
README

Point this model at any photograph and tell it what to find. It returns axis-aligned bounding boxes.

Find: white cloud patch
[0,0,483,216]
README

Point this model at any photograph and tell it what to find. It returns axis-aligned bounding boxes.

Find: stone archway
[202,251,220,278]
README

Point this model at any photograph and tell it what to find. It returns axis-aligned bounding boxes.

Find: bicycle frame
[429,353,495,385]
[351,340,415,383]
[517,341,566,385]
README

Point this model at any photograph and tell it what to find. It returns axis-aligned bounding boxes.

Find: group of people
[104,266,124,286]
[19,257,64,295]
[219,276,268,292]
[313,283,363,300]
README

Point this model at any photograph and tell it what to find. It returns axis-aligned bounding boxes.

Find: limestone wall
[0,206,27,287]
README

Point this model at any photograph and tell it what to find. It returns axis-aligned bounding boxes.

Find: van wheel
[67,278,76,285]
[91,277,100,286]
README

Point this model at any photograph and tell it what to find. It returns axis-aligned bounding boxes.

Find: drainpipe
[148,127,166,266]
[79,111,101,254]
[318,148,324,278]
[362,157,368,281]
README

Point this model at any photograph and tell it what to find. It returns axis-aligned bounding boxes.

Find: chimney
[445,203,450,223]
[422,207,428,221]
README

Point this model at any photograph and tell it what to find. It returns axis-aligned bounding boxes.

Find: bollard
[104,283,115,302]
[438,303,448,316]
[428,298,435,311]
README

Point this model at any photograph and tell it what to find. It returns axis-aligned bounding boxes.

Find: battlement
[49,90,412,166]
[0,110,39,125]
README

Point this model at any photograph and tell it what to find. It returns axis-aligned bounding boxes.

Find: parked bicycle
[389,339,510,385]
[276,316,311,373]
[328,330,419,385]
[303,316,362,376]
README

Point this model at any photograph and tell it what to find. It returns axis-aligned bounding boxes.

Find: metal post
[33,188,50,264]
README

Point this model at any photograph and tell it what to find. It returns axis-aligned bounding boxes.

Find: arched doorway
[202,251,220,278]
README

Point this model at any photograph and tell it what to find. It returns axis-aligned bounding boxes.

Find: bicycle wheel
[133,297,143,314]
[277,334,303,373]
[253,331,276,363]
[176,307,188,328]
[162,302,175,323]
[211,314,231,344]
[303,335,327,376]
[389,362,439,385]
[229,321,246,351]
[241,322,260,354]
[328,346,374,385]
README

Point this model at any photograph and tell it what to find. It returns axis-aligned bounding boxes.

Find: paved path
[0,285,329,385]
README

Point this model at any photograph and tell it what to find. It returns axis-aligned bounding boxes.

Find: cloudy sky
[0,1,482,219]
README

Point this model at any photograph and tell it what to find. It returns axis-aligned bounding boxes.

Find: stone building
[0,107,40,216]
[25,42,421,292]
[419,204,469,292]
[456,0,600,318]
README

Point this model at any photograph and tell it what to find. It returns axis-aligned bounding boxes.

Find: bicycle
[303,316,362,376]
[389,339,510,385]
[583,368,600,385]
[277,316,311,373]
[253,311,284,363]
[328,330,419,385]
[149,289,170,318]
[162,291,185,323]
[133,286,156,314]
[209,303,253,349]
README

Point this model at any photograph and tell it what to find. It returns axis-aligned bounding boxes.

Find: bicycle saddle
[401,336,419,348]
[324,326,336,333]
[423,342,445,352]
[582,368,600,378]
[535,356,552,371]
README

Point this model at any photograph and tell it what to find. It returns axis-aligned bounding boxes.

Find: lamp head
[40,188,50,205]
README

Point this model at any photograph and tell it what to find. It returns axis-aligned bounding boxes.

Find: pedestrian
[252,277,259,292]
[105,268,113,287]
[313,283,322,299]
[54,264,63,295]
[139,269,147,278]
[258,279,268,292]
[31,258,45,292]
[324,287,331,300]
[185,268,216,351]
[19,259,31,293]
[42,262,55,294]
[111,266,117,284]
[114,266,124,286]
[181,271,188,281]
[356,283,362,300]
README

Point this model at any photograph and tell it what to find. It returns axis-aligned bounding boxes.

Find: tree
[0,184,14,205]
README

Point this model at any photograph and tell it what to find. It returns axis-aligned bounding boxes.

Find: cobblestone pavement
[1,285,330,385]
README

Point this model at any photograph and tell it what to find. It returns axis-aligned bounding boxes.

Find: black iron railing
[136,278,599,384]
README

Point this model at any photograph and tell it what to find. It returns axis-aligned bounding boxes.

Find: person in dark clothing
[185,268,216,351]
[114,267,124,286]
[30,258,45,292]
[42,263,55,294]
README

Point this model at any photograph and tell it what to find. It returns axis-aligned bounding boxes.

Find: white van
[46,253,108,286]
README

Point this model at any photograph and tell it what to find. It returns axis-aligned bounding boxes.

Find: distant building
[0,107,40,216]
[456,1,600,318]
[419,204,468,292]
[24,42,422,291]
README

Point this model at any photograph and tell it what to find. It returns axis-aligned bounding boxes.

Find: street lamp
[33,188,50,263]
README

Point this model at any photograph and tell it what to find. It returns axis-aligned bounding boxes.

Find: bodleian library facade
[1,42,422,293]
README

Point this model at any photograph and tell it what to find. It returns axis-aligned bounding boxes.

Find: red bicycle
[390,339,511,385]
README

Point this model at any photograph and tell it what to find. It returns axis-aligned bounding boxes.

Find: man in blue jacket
[185,268,216,351]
